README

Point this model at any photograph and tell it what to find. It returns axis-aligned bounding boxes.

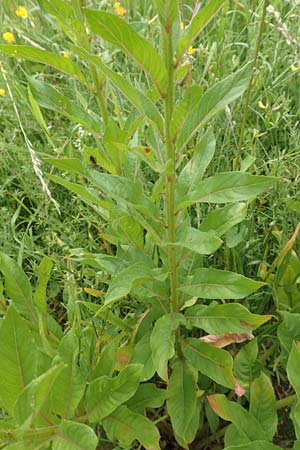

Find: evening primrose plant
[1,1,299,449]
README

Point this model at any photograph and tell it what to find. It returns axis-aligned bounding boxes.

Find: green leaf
[71,45,164,133]
[28,86,49,134]
[174,228,222,255]
[14,363,65,426]
[181,338,235,388]
[0,45,86,85]
[175,65,251,151]
[153,0,179,28]
[185,303,271,334]
[52,420,98,450]
[150,313,184,381]
[208,394,266,441]
[92,341,116,380]
[176,0,225,61]
[178,268,264,299]
[278,311,300,354]
[199,203,248,237]
[250,372,277,441]
[102,405,160,450]
[167,359,198,448]
[176,127,216,202]
[176,172,276,211]
[50,330,86,419]
[86,364,143,422]
[0,306,37,414]
[287,341,300,439]
[28,77,101,133]
[0,252,36,320]
[34,257,53,314]
[45,157,86,175]
[84,9,167,96]
[233,339,261,388]
[105,263,167,306]
[130,333,155,381]
[224,443,284,450]
[127,383,166,413]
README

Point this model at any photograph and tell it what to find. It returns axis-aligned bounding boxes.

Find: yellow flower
[15,6,28,18]
[63,50,71,58]
[0,89,5,96]
[187,45,195,56]
[3,32,15,43]
[114,1,121,7]
[114,1,126,16]
[291,64,298,72]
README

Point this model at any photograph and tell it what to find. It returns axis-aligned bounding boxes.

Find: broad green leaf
[14,364,65,426]
[71,45,164,133]
[224,442,284,450]
[0,252,36,320]
[175,65,251,151]
[130,333,155,381]
[153,0,179,28]
[0,45,86,85]
[86,364,143,422]
[150,313,185,381]
[199,203,248,237]
[178,268,264,299]
[293,441,300,450]
[127,383,166,413]
[34,257,53,314]
[105,263,167,306]
[278,311,300,354]
[185,303,271,334]
[167,359,198,448]
[233,339,261,388]
[28,78,101,133]
[102,405,160,450]
[250,372,277,441]
[176,127,216,202]
[176,0,225,61]
[92,341,116,380]
[52,420,98,450]
[50,330,86,418]
[176,172,276,211]
[174,228,222,255]
[287,341,300,439]
[84,10,167,96]
[181,338,235,388]
[208,394,266,441]
[0,306,37,414]
[45,157,86,175]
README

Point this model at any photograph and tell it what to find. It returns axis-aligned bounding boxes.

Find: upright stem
[163,24,177,313]
[233,0,269,170]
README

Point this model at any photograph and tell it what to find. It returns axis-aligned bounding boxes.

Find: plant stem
[276,393,297,410]
[163,23,177,313]
[233,0,269,170]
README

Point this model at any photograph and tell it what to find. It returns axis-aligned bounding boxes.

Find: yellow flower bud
[3,32,15,44]
[187,45,196,56]
[15,6,28,18]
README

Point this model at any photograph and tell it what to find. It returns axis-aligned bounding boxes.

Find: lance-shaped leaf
[224,442,284,450]
[52,420,98,450]
[233,339,261,387]
[176,0,225,62]
[0,252,36,320]
[14,364,66,426]
[287,341,300,440]
[175,65,251,151]
[0,45,86,85]
[176,127,215,202]
[127,383,166,413]
[153,0,179,28]
[181,338,235,388]
[208,394,266,441]
[130,333,155,381]
[28,77,101,133]
[185,303,271,334]
[0,306,37,414]
[34,256,53,314]
[250,372,277,441]
[199,203,248,237]
[84,9,167,96]
[45,157,86,175]
[86,364,143,422]
[150,313,185,381]
[173,228,222,255]
[105,263,167,306]
[167,359,198,448]
[178,268,264,300]
[102,405,160,450]
[176,172,276,211]
[71,45,164,134]
[278,311,300,354]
